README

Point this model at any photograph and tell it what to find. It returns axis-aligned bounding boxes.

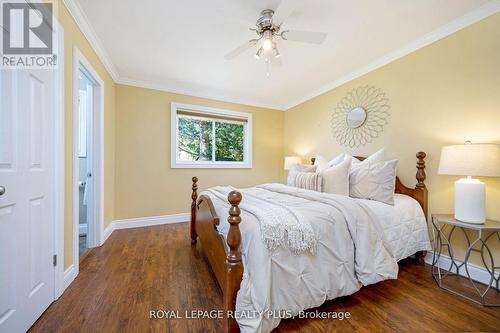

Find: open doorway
[78,70,94,258]
[73,47,104,268]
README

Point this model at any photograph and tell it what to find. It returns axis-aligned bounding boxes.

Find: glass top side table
[431,214,500,306]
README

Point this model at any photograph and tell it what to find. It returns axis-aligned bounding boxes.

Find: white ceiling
[71,0,498,110]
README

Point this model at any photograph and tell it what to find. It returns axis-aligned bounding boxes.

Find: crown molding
[62,0,119,82]
[116,77,286,111]
[283,0,500,110]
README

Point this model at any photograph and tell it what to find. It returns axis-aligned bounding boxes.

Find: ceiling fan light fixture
[262,30,273,50]
[262,39,272,50]
[222,2,327,77]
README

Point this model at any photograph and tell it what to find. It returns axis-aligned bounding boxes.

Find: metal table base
[431,215,500,306]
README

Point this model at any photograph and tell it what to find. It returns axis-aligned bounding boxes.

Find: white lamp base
[454,178,485,224]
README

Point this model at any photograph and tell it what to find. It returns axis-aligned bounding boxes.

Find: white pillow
[349,159,398,205]
[287,164,317,186]
[327,153,345,167]
[293,172,323,192]
[321,158,351,195]
[350,148,385,168]
[313,155,329,172]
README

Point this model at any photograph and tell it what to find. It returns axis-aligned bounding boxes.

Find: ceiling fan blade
[272,0,301,26]
[224,40,257,60]
[281,30,327,44]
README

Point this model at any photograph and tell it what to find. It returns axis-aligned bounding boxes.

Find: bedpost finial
[227,191,242,263]
[190,176,199,244]
[192,177,198,192]
[416,152,426,189]
[228,190,242,206]
[191,176,198,203]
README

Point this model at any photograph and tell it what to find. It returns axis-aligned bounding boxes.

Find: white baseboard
[113,213,190,229]
[424,251,500,286]
[102,222,114,245]
[101,213,190,245]
[63,264,77,292]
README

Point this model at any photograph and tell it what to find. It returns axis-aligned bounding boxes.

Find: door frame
[53,19,66,299]
[72,47,105,275]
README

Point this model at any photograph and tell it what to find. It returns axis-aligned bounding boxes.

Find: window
[171,102,252,168]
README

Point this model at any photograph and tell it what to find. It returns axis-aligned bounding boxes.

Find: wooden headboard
[311,152,428,219]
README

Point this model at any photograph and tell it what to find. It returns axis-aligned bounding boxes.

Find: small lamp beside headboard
[284,156,301,170]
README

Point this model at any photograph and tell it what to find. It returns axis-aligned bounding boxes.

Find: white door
[0,67,56,332]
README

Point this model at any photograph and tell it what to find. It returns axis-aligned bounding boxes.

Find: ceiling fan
[224,0,327,72]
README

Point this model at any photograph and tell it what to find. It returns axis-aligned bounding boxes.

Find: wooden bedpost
[225,191,243,333]
[413,152,428,218]
[190,176,198,244]
[415,152,427,190]
[414,152,428,264]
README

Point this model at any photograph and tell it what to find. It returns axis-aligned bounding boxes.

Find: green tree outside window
[178,116,245,162]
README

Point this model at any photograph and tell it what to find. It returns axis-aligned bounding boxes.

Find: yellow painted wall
[284,13,500,262]
[58,3,116,269]
[114,84,284,220]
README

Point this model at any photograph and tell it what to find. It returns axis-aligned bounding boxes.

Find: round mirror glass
[346,107,367,128]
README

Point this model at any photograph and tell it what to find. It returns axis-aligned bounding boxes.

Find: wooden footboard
[190,177,243,333]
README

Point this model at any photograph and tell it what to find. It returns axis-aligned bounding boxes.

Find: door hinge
[53,254,57,267]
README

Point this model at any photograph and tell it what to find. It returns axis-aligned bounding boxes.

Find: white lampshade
[284,156,301,170]
[438,143,500,177]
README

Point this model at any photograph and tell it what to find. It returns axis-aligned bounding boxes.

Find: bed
[190,152,430,333]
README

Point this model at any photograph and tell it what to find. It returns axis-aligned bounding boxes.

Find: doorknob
[87,172,92,178]
[0,186,5,196]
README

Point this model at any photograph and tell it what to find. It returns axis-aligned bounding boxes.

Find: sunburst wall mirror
[331,86,390,148]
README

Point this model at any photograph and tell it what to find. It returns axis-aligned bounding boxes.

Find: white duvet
[203,183,430,333]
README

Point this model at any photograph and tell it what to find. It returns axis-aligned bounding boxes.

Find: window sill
[171,162,252,169]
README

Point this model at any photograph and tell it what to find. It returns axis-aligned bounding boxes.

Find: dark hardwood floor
[30,223,500,333]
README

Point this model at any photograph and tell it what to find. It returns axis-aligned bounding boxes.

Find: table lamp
[438,142,500,224]
[284,156,301,170]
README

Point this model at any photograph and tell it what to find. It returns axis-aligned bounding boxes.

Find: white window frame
[171,102,253,169]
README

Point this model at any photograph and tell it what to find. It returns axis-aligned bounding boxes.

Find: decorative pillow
[293,172,323,192]
[350,148,385,168]
[349,159,398,205]
[313,155,329,172]
[321,158,351,195]
[327,153,346,167]
[287,164,317,186]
